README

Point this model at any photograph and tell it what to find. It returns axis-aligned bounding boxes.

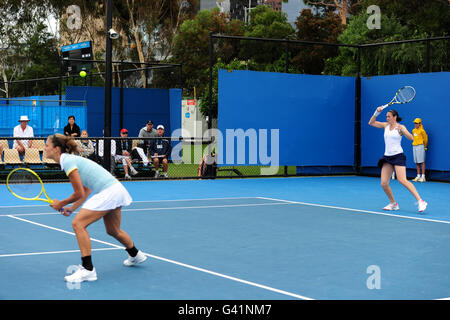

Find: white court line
[0,247,122,258]
[5,214,313,300]
[7,215,125,249]
[0,197,266,208]
[257,197,450,225]
[0,201,293,217]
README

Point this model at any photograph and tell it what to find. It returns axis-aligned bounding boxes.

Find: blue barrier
[65,86,176,137]
[0,96,87,137]
[218,69,355,167]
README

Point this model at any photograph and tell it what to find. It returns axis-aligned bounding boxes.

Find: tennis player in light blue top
[45,133,147,283]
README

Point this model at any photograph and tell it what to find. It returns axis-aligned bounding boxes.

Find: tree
[117,0,199,86]
[170,8,243,97]
[291,8,343,74]
[324,0,450,76]
[323,12,428,76]
[239,5,294,67]
[50,0,199,87]
[0,0,58,97]
[304,0,364,25]
[360,0,450,36]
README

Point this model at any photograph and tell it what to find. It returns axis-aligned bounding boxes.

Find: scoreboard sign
[61,41,93,74]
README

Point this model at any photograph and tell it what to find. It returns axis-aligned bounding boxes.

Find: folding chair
[23,148,43,165]
[3,149,23,165]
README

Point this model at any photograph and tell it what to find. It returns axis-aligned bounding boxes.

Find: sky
[282,0,308,25]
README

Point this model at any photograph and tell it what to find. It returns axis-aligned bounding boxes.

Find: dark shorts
[378,153,406,168]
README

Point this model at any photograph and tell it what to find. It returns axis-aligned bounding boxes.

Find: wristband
[373,110,380,117]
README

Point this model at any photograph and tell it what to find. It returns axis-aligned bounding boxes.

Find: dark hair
[68,115,75,120]
[388,109,402,122]
[51,133,79,154]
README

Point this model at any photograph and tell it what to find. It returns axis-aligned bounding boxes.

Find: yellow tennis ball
[80,70,87,77]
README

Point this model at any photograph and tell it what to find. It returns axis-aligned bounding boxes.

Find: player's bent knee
[72,219,84,232]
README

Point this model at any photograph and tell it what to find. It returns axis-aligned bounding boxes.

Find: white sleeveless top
[384,125,403,156]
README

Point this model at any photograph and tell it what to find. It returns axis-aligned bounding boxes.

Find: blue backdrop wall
[361,72,450,174]
[65,86,180,137]
[0,95,86,137]
[218,69,355,167]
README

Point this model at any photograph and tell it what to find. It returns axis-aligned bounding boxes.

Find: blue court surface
[1,176,449,300]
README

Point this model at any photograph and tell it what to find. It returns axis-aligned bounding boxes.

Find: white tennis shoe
[418,199,428,213]
[123,250,147,267]
[64,265,97,283]
[130,167,138,176]
[383,202,399,211]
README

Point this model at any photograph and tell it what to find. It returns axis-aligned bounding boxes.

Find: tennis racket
[381,86,416,111]
[6,168,72,216]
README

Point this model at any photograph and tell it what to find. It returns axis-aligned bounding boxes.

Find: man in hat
[412,118,428,182]
[135,120,157,166]
[148,125,171,178]
[13,115,34,156]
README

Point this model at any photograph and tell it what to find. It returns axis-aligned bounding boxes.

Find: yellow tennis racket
[6,168,72,216]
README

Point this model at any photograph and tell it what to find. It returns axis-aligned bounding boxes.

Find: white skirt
[82,182,132,211]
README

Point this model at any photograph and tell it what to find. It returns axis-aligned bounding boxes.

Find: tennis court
[1,176,449,300]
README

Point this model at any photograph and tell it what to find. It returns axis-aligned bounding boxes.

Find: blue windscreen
[66,86,176,137]
[218,69,355,167]
[0,95,86,136]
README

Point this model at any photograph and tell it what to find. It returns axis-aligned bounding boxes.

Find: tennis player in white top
[45,134,147,283]
[369,107,427,213]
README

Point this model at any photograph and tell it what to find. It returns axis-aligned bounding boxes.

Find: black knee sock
[126,245,139,257]
[82,256,94,271]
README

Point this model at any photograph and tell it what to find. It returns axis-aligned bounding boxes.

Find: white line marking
[140,251,313,300]
[5,215,313,300]
[257,197,450,225]
[7,215,125,249]
[0,202,292,217]
[0,212,59,217]
[0,197,266,208]
[0,247,122,258]
[4,198,449,226]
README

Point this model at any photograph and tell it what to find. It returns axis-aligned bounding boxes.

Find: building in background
[264,0,282,12]
[230,0,264,21]
[198,0,308,24]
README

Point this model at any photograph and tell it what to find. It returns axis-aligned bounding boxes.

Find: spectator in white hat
[13,115,34,156]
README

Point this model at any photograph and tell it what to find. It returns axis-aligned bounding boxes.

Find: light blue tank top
[60,153,117,194]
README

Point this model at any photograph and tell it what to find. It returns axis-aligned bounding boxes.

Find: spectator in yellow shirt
[412,118,428,182]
